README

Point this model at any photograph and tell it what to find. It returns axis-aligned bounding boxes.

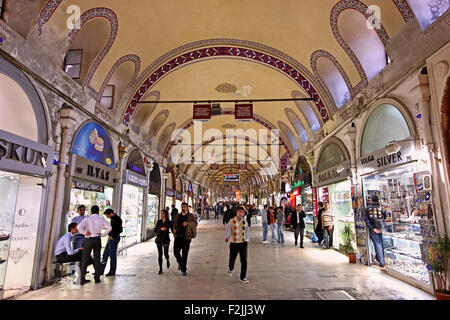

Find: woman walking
[276,207,285,244]
[154,209,173,274]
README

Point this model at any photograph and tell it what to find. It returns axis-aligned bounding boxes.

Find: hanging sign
[166,189,175,197]
[124,169,148,188]
[193,104,211,121]
[176,192,182,200]
[292,188,300,197]
[235,103,253,121]
[0,129,53,177]
[357,140,414,175]
[71,122,115,168]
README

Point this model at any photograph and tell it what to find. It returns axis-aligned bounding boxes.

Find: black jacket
[290,210,306,229]
[223,210,236,225]
[108,214,123,238]
[170,208,179,221]
[154,219,173,245]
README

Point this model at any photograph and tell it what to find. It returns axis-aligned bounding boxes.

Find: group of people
[54,205,123,285]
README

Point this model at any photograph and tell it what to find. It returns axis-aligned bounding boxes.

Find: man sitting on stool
[54,223,94,265]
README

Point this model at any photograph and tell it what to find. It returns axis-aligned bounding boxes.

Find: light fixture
[385,142,401,155]
[336,164,345,174]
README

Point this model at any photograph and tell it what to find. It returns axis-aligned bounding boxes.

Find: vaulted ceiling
[19,0,419,190]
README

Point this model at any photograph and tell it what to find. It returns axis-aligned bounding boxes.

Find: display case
[301,186,315,236]
[362,165,436,291]
[121,184,144,247]
[0,172,19,294]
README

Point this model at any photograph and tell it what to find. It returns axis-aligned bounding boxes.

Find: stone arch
[330,0,390,94]
[284,108,308,144]
[130,91,161,134]
[292,90,323,132]
[144,110,170,144]
[441,76,450,179]
[157,123,176,154]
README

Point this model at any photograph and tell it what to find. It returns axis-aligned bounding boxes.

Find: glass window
[361,104,411,156]
[407,0,449,30]
[121,185,143,248]
[146,194,159,230]
[63,49,82,79]
[100,85,114,109]
[317,143,346,172]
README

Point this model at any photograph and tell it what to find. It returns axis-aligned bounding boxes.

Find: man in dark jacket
[315,202,325,246]
[290,204,306,248]
[101,208,123,276]
[173,202,198,276]
[170,205,179,222]
[364,196,387,269]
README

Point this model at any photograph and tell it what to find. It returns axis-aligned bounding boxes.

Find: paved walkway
[14,219,433,300]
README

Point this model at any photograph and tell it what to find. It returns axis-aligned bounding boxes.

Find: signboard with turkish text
[0,129,53,177]
[313,161,351,187]
[235,103,253,121]
[123,169,148,188]
[70,154,117,187]
[357,140,415,175]
[193,104,212,121]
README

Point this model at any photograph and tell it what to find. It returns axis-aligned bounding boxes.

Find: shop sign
[124,169,148,188]
[71,155,116,187]
[71,122,115,168]
[313,161,351,187]
[292,188,300,197]
[166,189,175,197]
[72,180,104,192]
[357,140,414,175]
[0,129,53,176]
[312,187,318,217]
[176,192,182,200]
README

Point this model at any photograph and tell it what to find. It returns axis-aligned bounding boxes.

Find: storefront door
[121,184,144,247]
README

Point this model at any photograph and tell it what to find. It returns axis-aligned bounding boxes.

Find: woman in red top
[268,207,277,242]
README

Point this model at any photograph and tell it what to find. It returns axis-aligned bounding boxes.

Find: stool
[119,235,127,255]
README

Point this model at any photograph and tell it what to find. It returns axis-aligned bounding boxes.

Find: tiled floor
[13,219,434,300]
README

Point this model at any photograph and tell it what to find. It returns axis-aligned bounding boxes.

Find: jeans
[71,234,85,266]
[101,236,121,274]
[229,242,248,280]
[174,237,191,272]
[80,237,101,281]
[262,222,268,241]
[294,226,305,245]
[269,224,276,241]
[324,225,334,248]
[157,244,170,271]
[277,223,284,243]
[369,230,385,267]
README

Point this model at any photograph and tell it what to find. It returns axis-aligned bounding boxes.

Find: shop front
[121,149,147,247]
[165,189,175,210]
[314,139,355,251]
[0,58,53,298]
[357,102,437,292]
[292,157,315,237]
[65,121,117,248]
[146,163,161,240]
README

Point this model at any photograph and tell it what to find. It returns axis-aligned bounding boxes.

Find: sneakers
[240,278,250,284]
[158,270,163,275]
[227,270,233,276]
[262,240,269,244]
[300,244,304,248]
[182,271,187,276]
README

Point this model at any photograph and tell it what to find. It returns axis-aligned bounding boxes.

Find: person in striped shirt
[225,207,250,283]
[321,202,335,249]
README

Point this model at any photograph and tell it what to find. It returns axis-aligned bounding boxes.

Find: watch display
[362,164,436,289]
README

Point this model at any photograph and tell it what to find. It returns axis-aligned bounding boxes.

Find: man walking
[173,202,198,276]
[225,207,250,284]
[364,195,387,269]
[291,204,306,248]
[77,205,111,285]
[101,208,123,277]
[170,204,179,222]
[276,206,285,244]
[261,204,269,244]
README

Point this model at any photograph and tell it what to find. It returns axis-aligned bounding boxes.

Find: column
[44,104,77,283]
[162,172,169,210]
